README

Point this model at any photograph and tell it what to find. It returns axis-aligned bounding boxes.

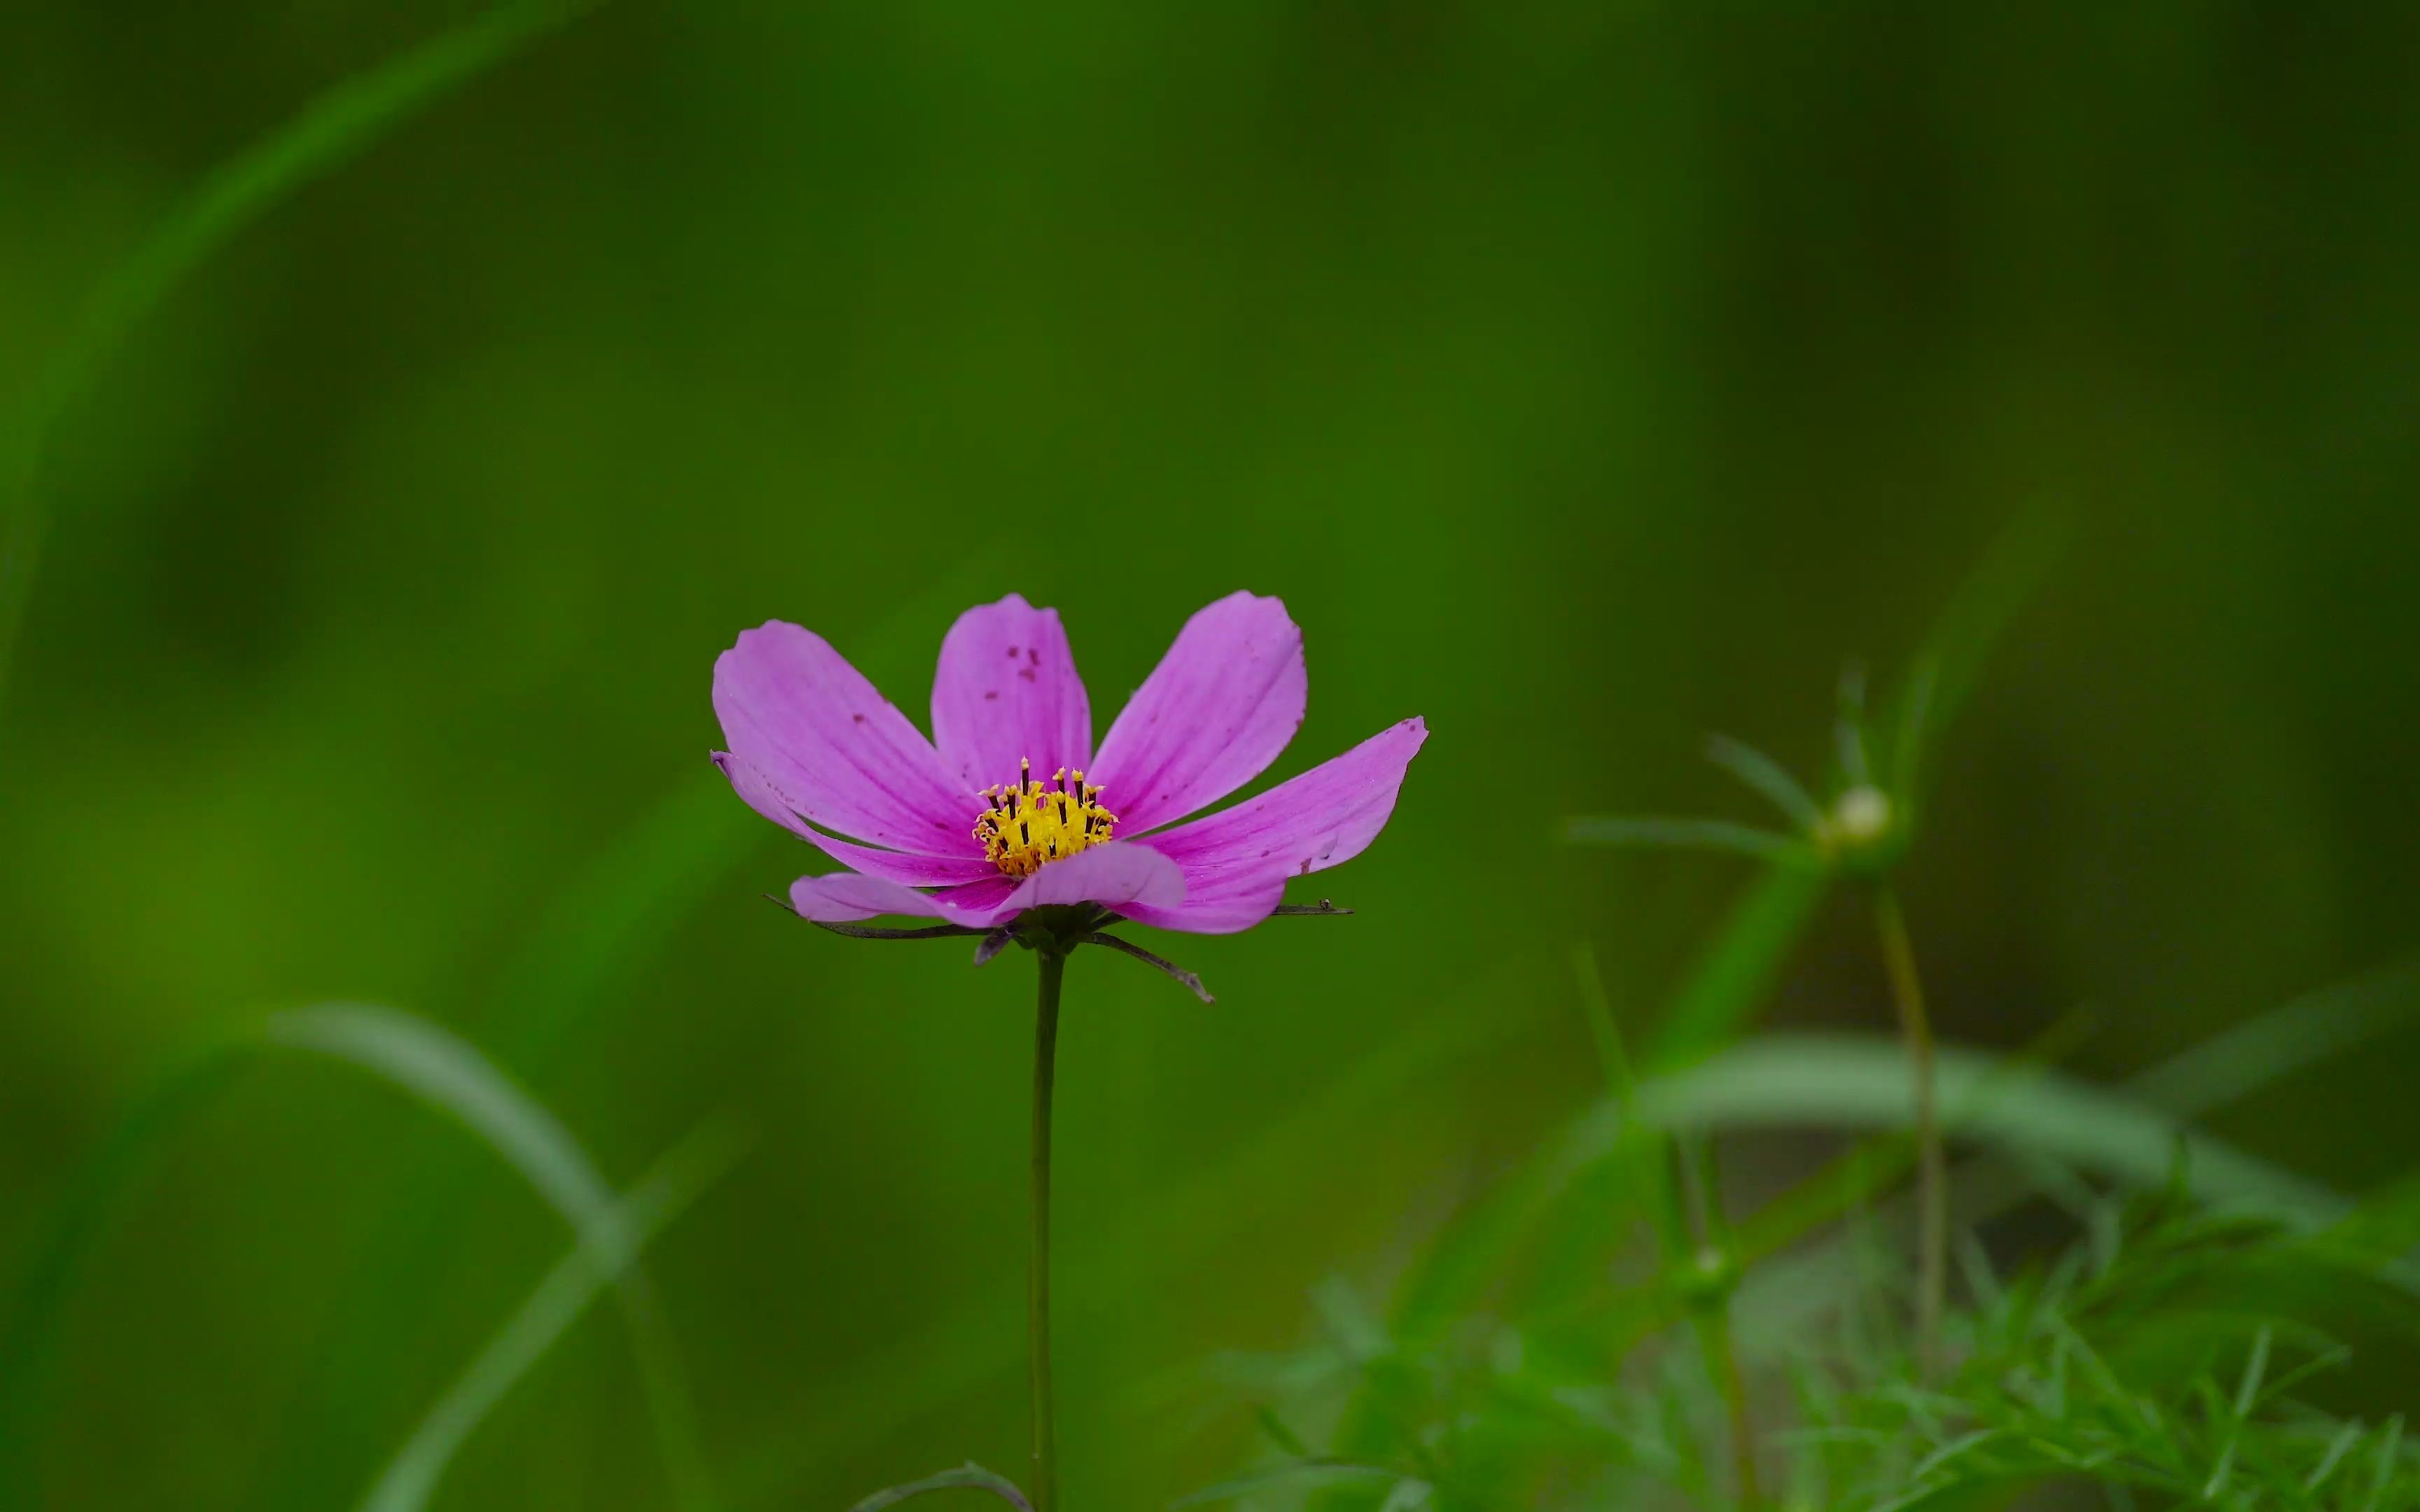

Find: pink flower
[712,592,1426,935]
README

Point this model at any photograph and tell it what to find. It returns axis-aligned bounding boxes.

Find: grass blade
[266,1004,718,1512]
[1645,863,1834,1068]
[1562,816,1822,866]
[1634,1034,2344,1225]
[266,1006,629,1254]
[2201,1326,2270,1501]
[2123,956,2420,1116]
[2361,1417,2404,1512]
[2306,1421,2367,1493]
[0,0,604,711]
[1704,733,1826,831]
[846,1464,1034,1512]
[358,1117,750,1512]
[1887,502,2071,820]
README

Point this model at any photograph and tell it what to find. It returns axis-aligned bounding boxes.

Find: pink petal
[936,841,1185,929]
[1111,872,1288,936]
[715,622,981,855]
[929,594,1093,792]
[1091,592,1307,834]
[1115,716,1426,934]
[788,872,949,923]
[714,753,996,886]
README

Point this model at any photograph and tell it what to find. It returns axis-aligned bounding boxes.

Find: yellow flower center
[973,758,1118,879]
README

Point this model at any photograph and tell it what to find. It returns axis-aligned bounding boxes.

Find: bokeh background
[5,3,2419,1508]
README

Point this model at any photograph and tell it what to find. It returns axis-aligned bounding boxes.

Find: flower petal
[714,752,996,886]
[1109,872,1288,936]
[936,841,1185,929]
[930,594,1092,792]
[715,621,980,855]
[1115,716,1426,934]
[788,872,949,923]
[1091,591,1307,834]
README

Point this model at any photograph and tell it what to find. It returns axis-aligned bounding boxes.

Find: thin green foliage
[1570,503,2071,1071]
[265,1004,720,1512]
[1786,1204,2420,1512]
[1218,930,2410,1510]
[1559,817,1821,867]
[1703,734,1826,832]
[1643,864,1833,1068]
[0,1004,738,1512]
[0,0,604,712]
[1884,503,2071,832]
[843,1464,1036,1512]
[1634,1033,2344,1226]
[1219,1175,2420,1511]
[2125,956,2420,1117]
[359,1116,751,1512]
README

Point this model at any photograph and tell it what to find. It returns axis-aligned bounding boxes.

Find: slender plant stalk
[1675,1139,1760,1510]
[1871,885,1945,1378]
[1696,1305,1759,1510]
[1577,948,1758,1506]
[1029,950,1066,1512]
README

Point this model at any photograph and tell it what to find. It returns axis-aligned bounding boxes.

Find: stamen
[971,755,1119,878]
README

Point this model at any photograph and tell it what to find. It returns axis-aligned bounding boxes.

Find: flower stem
[1574,948,1759,1506]
[1871,884,1945,1379]
[1674,1138,1760,1511]
[1695,1304,1759,1510]
[1029,948,1065,1512]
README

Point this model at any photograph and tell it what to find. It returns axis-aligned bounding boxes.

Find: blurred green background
[4,3,2419,1508]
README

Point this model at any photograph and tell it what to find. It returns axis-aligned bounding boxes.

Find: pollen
[973,758,1118,879]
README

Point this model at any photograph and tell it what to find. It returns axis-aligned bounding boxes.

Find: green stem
[1576,948,1758,1506]
[1029,949,1065,1512]
[1675,1139,1760,1510]
[1692,1304,1760,1511]
[1872,885,1945,1378]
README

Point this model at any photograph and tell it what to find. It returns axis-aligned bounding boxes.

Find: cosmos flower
[712,592,1425,935]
